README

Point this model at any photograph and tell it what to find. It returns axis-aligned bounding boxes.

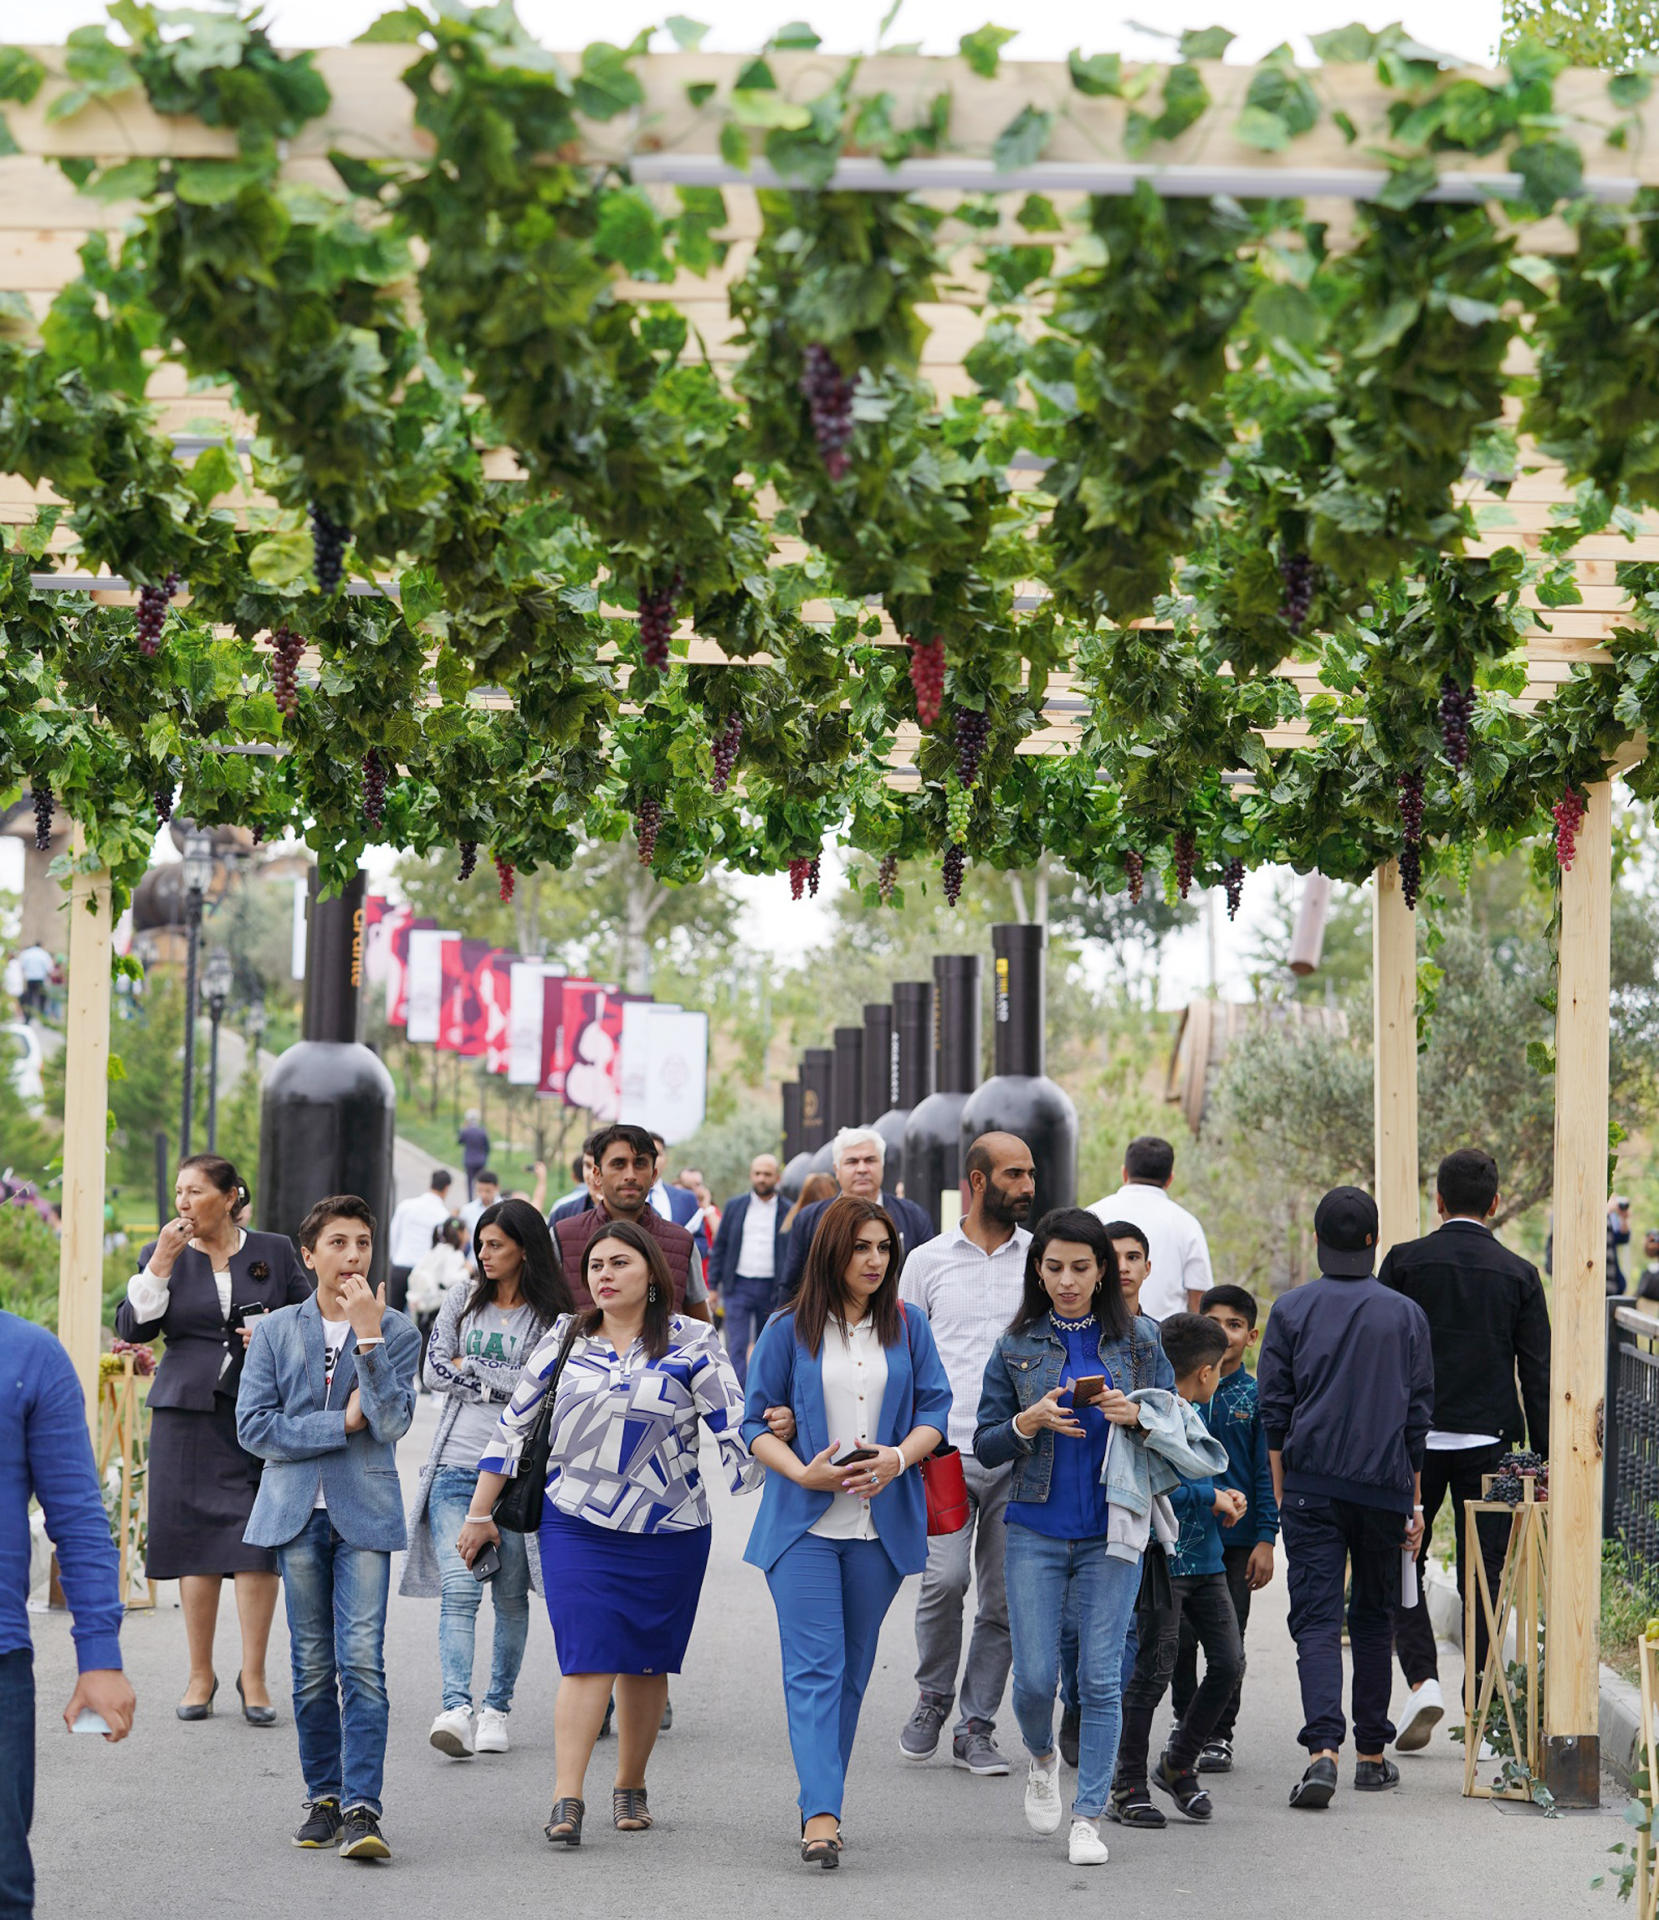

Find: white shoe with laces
[475,1707,510,1754]
[429,1706,475,1757]
[1024,1752,1063,1834]
[1069,1818,1109,1866]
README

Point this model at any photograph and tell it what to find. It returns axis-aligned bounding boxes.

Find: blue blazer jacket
[236,1294,422,1553]
[740,1305,952,1577]
[708,1191,791,1296]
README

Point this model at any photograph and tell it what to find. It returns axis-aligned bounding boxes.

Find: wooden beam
[1543,776,1612,1807]
[55,845,112,1425]
[1372,858,1420,1259]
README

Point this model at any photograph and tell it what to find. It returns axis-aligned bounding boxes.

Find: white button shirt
[809,1317,888,1542]
[735,1192,779,1279]
[388,1189,455,1269]
[1087,1183,1213,1323]
[899,1221,1031,1450]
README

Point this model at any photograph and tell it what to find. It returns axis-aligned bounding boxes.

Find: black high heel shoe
[236,1675,277,1727]
[545,1798,584,1847]
[800,1816,841,1869]
[176,1677,218,1722]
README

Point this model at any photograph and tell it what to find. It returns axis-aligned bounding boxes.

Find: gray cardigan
[399,1282,551,1597]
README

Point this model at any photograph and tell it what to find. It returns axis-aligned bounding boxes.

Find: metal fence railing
[1605,1304,1659,1581]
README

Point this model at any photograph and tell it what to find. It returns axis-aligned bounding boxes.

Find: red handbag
[921,1445,970,1536]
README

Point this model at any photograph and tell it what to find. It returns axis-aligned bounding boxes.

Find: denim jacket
[974,1314,1173,1504]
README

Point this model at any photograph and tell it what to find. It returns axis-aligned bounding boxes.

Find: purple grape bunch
[30,783,54,851]
[1438,675,1475,773]
[155,781,174,825]
[1279,554,1315,634]
[1397,765,1425,912]
[1173,832,1197,902]
[636,797,662,866]
[877,853,898,905]
[457,839,478,882]
[269,626,305,716]
[1223,857,1245,921]
[639,575,682,672]
[710,712,743,795]
[942,843,966,907]
[954,707,992,788]
[1124,849,1144,905]
[800,344,855,481]
[807,853,821,897]
[310,505,349,595]
[362,748,387,829]
[136,572,180,657]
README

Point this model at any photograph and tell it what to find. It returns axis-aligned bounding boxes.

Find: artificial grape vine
[1279,555,1315,634]
[268,626,304,717]
[136,572,179,657]
[1124,849,1144,905]
[908,637,945,728]
[457,839,478,881]
[954,708,991,788]
[638,576,681,673]
[31,783,54,851]
[788,856,811,901]
[1223,857,1245,921]
[1173,832,1197,902]
[709,712,743,795]
[1439,675,1475,773]
[309,506,349,595]
[636,797,661,866]
[1400,842,1423,911]
[362,748,387,829]
[155,780,174,825]
[1553,787,1586,871]
[493,853,515,902]
[807,853,821,897]
[942,843,966,906]
[1397,765,1426,911]
[800,345,855,481]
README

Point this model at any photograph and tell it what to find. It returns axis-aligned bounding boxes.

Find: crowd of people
[2,1122,1555,1905]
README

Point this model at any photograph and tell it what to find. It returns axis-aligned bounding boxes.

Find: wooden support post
[56,850,113,1426]
[1544,777,1613,1807]
[1371,859,1419,1259]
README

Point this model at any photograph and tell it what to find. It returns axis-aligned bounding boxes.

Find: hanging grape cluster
[877,853,898,905]
[362,748,387,829]
[1222,857,1245,920]
[636,797,661,866]
[1553,788,1586,872]
[908,636,946,728]
[269,626,304,716]
[1279,554,1315,634]
[954,707,991,788]
[457,839,478,882]
[310,505,349,594]
[493,854,515,902]
[1173,832,1197,902]
[30,783,54,851]
[1397,765,1425,911]
[788,856,811,900]
[1438,675,1475,773]
[1124,849,1144,905]
[807,853,821,897]
[136,572,180,657]
[799,344,855,480]
[709,713,743,795]
[638,575,681,671]
[942,843,966,907]
[155,781,174,825]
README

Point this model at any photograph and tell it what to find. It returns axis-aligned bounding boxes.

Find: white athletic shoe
[475,1708,510,1754]
[1024,1752,1063,1834]
[1394,1678,1444,1753]
[429,1707,476,1757]
[1069,1818,1109,1866]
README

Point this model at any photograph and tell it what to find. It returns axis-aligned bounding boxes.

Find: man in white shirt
[385,1169,455,1317]
[897,1131,1037,1779]
[1087,1135,1212,1321]
[458,1169,500,1265]
[16,943,51,1022]
[707,1154,785,1387]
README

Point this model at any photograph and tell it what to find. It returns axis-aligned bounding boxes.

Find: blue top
[0,1312,123,1672]
[1205,1366,1280,1546]
[1006,1314,1111,1540]
[740,1304,952,1577]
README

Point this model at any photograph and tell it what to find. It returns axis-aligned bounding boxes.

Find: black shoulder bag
[492,1319,580,1534]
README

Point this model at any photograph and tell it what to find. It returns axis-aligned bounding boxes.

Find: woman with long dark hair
[115,1152,310,1723]
[402,1197,571,1760]
[742,1194,952,1868]
[974,1207,1175,1866]
[455,1218,759,1844]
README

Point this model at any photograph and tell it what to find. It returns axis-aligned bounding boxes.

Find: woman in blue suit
[743,1195,951,1869]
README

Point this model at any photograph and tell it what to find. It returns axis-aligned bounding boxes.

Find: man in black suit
[707,1153,789,1386]
[778,1126,935,1303]
[1378,1147,1551,1754]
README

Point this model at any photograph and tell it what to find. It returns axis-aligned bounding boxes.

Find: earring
[648,1284,658,1303]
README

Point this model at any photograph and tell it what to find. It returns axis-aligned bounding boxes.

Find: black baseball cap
[1315,1186,1379,1277]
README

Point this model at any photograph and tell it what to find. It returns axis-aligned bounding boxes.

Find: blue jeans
[1059,1592,1138,1707]
[722,1277,774,1389]
[278,1509,392,1817]
[0,1648,34,1919]
[428,1466,531,1712]
[1004,1527,1141,1820]
[765,1533,906,1821]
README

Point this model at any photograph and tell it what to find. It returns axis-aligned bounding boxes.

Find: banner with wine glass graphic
[373,899,706,1140]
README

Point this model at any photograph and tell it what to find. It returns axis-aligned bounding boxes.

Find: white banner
[508,963,552,1085]
[405,929,457,1044]
[636,1007,708,1144]
[365,900,406,988]
[620,998,676,1121]
[291,876,308,981]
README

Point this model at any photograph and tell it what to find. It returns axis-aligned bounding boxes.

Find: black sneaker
[1197,1738,1233,1774]
[292,1799,344,1849]
[1059,1702,1081,1769]
[1104,1784,1166,1829]
[1289,1755,1339,1810]
[1151,1751,1212,1822]
[339,1808,391,1861]
[1354,1757,1400,1792]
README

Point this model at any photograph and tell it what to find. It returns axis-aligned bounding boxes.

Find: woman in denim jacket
[975,1208,1174,1867]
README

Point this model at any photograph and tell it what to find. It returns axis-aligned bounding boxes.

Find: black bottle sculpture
[903,955,981,1232]
[862,1001,901,1186]
[799,1047,834,1182]
[872,982,931,1198]
[779,1080,811,1202]
[809,1024,865,1179]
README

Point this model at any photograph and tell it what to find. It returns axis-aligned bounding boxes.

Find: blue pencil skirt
[537,1500,712,1676]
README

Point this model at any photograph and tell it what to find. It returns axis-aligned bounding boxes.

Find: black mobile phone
[234,1302,269,1322]
[831,1441,880,1467]
[470,1542,502,1584]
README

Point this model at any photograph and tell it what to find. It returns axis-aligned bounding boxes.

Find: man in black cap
[1256,1186,1433,1811]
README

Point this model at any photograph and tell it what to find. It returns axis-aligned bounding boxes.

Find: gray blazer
[236,1294,421,1552]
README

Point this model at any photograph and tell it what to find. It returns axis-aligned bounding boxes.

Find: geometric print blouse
[478,1312,762,1533]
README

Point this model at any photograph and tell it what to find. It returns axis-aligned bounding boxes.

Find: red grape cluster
[788,856,811,900]
[1173,832,1197,902]
[639,574,681,671]
[136,572,179,657]
[1223,857,1245,920]
[269,627,304,716]
[457,839,478,882]
[1438,675,1475,772]
[362,748,387,829]
[878,853,898,905]
[30,783,54,851]
[954,707,991,787]
[710,712,743,795]
[1125,849,1144,905]
[1553,787,1586,872]
[908,636,946,727]
[636,797,661,866]
[494,854,515,902]
[1279,554,1315,633]
[800,344,855,480]
[310,505,349,595]
[942,843,966,907]
[155,781,174,825]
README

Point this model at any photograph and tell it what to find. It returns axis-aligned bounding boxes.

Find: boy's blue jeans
[428,1466,531,1713]
[278,1510,392,1817]
[1004,1527,1140,1821]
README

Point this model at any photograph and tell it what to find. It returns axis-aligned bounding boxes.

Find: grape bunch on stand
[636,798,661,866]
[136,572,180,657]
[310,505,349,594]
[1222,857,1245,921]
[1279,554,1315,634]
[269,626,304,716]
[942,843,965,907]
[954,708,991,788]
[1438,675,1475,772]
[878,853,898,905]
[908,636,945,727]
[1553,788,1585,871]
[31,784,53,850]
[799,344,855,480]
[493,854,515,903]
[362,749,387,829]
[709,713,743,795]
[1173,832,1197,902]
[1124,849,1144,905]
[457,840,478,882]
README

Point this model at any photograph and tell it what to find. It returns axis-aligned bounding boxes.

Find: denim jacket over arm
[974,1315,1174,1504]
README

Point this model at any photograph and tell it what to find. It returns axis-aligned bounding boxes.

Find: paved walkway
[29,1396,1621,1918]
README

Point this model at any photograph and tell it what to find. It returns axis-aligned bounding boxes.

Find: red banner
[439,937,493,1054]
[385,912,433,1027]
[483,952,516,1074]
[562,983,634,1119]
[539,974,594,1096]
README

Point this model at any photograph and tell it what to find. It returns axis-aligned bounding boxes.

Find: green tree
[1503,0,1659,64]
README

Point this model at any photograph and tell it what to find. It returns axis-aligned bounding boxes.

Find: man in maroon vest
[554,1122,712,1323]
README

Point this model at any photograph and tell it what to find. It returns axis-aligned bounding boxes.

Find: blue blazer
[708,1191,791,1295]
[237,1294,422,1553]
[740,1306,952,1577]
[779,1191,935,1303]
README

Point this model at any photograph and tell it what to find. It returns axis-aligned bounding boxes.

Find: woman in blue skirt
[457,1218,761,1845]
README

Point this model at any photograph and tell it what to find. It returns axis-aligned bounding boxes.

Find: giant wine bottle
[779,1080,811,1202]
[960,923,1078,1216]
[863,1000,902,1190]
[258,868,396,1286]
[872,982,931,1196]
[903,955,981,1232]
[799,1047,834,1181]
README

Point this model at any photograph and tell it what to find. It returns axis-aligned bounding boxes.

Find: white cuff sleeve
[125,1265,172,1320]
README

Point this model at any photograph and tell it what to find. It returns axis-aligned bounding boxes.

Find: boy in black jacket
[1257,1187,1433,1810]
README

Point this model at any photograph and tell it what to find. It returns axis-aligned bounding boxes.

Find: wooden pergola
[6,39,1651,1803]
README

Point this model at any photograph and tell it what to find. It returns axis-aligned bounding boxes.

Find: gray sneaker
[899,1695,950,1761]
[953,1719,1011,1776]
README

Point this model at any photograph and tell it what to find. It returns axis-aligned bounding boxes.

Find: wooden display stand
[97,1355,155,1612]
[1635,1631,1659,1919]
[1461,1480,1548,1802]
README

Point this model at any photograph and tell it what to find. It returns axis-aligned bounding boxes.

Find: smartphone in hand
[1071,1374,1107,1408]
[830,1440,880,1467]
[71,1708,112,1735]
[470,1542,502,1583]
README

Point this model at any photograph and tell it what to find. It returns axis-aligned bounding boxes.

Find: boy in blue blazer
[238,1195,421,1862]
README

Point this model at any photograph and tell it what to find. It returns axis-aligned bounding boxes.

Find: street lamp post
[179,829,214,1158]
[203,946,233,1151]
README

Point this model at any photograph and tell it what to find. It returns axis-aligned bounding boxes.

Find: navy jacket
[780,1190,935,1305]
[1204,1366,1279,1547]
[1256,1272,1434,1516]
[709,1190,790,1296]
